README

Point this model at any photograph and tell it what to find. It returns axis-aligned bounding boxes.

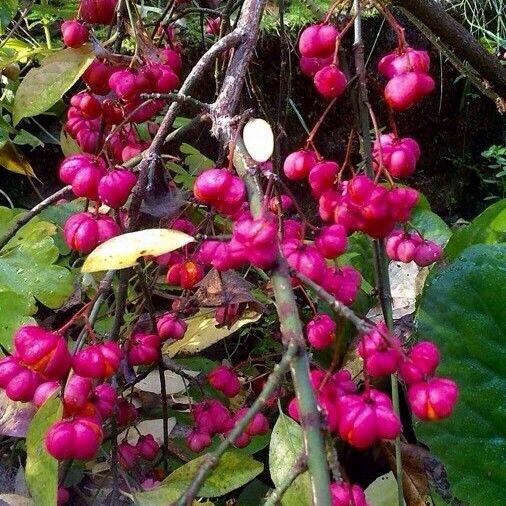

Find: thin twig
[0,185,71,251]
[264,453,308,505]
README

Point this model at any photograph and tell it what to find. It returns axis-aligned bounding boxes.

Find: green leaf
[415,244,506,506]
[0,1,18,34]
[0,230,73,311]
[444,199,506,260]
[409,207,452,246]
[269,412,312,506]
[237,479,272,506]
[0,288,36,349]
[13,45,94,125]
[0,38,50,72]
[134,451,263,504]
[180,143,214,174]
[25,396,62,506]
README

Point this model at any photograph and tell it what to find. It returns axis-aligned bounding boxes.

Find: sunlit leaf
[165,309,261,357]
[0,288,36,349]
[25,396,62,506]
[269,412,311,506]
[81,228,194,272]
[13,45,94,125]
[0,140,36,176]
[134,451,263,504]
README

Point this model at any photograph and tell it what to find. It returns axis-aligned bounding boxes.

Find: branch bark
[391,0,506,100]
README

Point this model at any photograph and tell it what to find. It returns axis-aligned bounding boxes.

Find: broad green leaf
[409,207,452,246]
[365,472,407,506]
[0,288,36,349]
[444,199,506,260]
[0,38,50,71]
[0,140,36,176]
[180,143,214,174]
[165,309,261,357]
[60,128,81,156]
[269,412,312,506]
[416,244,506,505]
[0,0,18,32]
[13,129,44,148]
[13,45,94,125]
[134,451,263,504]
[82,228,194,272]
[25,396,62,506]
[237,479,272,505]
[0,234,73,309]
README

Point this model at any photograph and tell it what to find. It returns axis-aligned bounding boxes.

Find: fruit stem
[353,1,404,504]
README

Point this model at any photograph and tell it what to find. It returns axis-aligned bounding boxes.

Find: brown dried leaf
[381,441,433,506]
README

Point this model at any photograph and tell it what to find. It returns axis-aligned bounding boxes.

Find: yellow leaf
[81,228,194,272]
[165,309,261,357]
[0,141,36,177]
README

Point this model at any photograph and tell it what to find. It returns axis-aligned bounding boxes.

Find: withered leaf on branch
[192,268,265,313]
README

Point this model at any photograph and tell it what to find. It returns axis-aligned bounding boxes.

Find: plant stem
[353,2,403,504]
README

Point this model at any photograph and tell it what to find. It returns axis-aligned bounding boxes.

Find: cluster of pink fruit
[61,1,182,162]
[385,229,442,266]
[378,46,435,110]
[289,320,457,449]
[59,153,135,252]
[298,23,348,98]
[117,434,160,469]
[185,366,268,452]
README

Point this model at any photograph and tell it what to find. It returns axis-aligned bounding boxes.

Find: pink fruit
[57,487,70,505]
[109,69,139,102]
[13,325,71,380]
[208,365,241,398]
[414,241,442,266]
[407,377,458,420]
[127,333,160,366]
[61,20,89,48]
[330,481,369,506]
[98,169,137,208]
[299,55,333,77]
[245,412,269,436]
[193,400,233,435]
[93,383,117,419]
[283,150,317,180]
[231,431,251,448]
[373,133,421,178]
[33,381,60,407]
[166,260,204,289]
[282,240,326,283]
[136,434,159,460]
[268,194,293,214]
[157,312,187,341]
[319,188,341,222]
[140,478,160,490]
[378,47,430,79]
[194,168,232,202]
[321,266,361,305]
[399,341,440,385]
[83,59,112,95]
[59,154,106,185]
[102,98,123,125]
[0,356,42,402]
[315,224,347,258]
[387,186,419,222]
[186,430,211,452]
[337,389,401,449]
[313,65,347,98]
[155,65,180,93]
[118,440,139,468]
[299,24,338,58]
[308,160,338,198]
[79,0,117,25]
[384,72,435,110]
[72,341,122,378]
[159,48,182,73]
[63,213,115,253]
[63,374,93,412]
[215,304,240,326]
[358,322,402,376]
[305,314,336,349]
[205,16,221,36]
[117,399,138,426]
[45,416,103,460]
[70,92,102,119]
[282,219,304,240]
